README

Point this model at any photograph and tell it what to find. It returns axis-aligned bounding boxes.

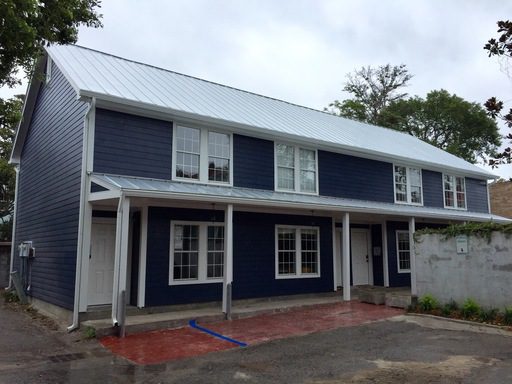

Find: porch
[82,287,411,337]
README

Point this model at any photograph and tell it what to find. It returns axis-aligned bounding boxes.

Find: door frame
[88,217,117,306]
[335,227,374,288]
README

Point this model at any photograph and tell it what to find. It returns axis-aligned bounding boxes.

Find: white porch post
[332,217,338,291]
[382,221,389,287]
[409,217,417,297]
[342,212,351,301]
[112,195,130,326]
[222,204,234,317]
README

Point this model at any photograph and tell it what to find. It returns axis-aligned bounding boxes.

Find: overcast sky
[3,0,512,178]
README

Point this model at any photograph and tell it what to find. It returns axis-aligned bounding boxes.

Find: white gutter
[6,166,20,290]
[67,97,95,332]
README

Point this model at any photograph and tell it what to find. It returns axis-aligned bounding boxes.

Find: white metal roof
[91,174,509,223]
[47,44,494,179]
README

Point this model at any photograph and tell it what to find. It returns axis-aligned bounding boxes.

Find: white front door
[88,220,116,306]
[351,229,371,286]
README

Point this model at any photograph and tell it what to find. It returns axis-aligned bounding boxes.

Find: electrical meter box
[19,241,34,258]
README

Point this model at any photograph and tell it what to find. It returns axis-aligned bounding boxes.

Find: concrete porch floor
[82,287,411,337]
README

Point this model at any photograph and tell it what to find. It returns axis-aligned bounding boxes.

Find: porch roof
[91,173,510,223]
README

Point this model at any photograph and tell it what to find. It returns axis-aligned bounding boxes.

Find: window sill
[169,279,223,286]
[274,188,319,196]
[171,176,233,188]
[394,201,423,207]
[397,270,411,274]
[443,206,467,211]
[275,274,321,280]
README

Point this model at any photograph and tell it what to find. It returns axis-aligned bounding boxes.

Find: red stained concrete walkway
[101,302,402,365]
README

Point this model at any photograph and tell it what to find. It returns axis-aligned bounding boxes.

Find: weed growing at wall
[415,222,512,242]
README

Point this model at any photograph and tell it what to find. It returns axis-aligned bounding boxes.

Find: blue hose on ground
[189,320,248,347]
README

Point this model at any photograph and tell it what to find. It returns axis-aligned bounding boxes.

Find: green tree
[483,20,512,167]
[0,0,103,87]
[0,96,23,240]
[326,64,413,125]
[379,90,501,164]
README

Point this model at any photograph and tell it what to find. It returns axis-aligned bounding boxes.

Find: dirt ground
[1,300,512,384]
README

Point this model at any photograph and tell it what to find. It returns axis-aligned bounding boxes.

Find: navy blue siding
[145,208,333,306]
[233,212,333,299]
[318,151,394,202]
[145,207,225,306]
[233,134,274,190]
[94,109,172,179]
[466,178,489,213]
[386,221,410,287]
[422,170,444,208]
[14,62,88,309]
[371,224,384,286]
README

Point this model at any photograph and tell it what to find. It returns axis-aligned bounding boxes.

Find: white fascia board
[10,58,46,164]
[87,91,494,180]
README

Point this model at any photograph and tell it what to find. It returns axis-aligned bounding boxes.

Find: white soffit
[48,44,495,179]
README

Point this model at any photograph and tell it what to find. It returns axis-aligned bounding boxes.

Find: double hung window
[276,226,320,278]
[396,231,411,273]
[174,125,232,184]
[394,165,422,205]
[443,175,466,209]
[275,144,317,193]
[170,221,224,284]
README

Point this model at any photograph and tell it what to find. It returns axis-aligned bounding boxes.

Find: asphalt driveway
[1,300,512,383]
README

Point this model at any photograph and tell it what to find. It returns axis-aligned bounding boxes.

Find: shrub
[418,294,439,312]
[2,290,19,303]
[479,308,498,323]
[461,298,481,319]
[503,307,512,326]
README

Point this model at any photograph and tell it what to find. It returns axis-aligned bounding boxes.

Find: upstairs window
[444,175,466,209]
[275,144,317,194]
[173,125,232,184]
[394,165,422,205]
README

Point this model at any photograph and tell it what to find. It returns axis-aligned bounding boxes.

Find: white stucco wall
[415,232,512,309]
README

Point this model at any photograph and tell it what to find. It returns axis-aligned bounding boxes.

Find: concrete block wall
[415,233,512,309]
[489,181,512,219]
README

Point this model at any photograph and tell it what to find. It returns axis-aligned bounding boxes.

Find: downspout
[6,165,20,290]
[67,98,94,332]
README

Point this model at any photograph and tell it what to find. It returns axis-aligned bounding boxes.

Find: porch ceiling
[90,173,510,223]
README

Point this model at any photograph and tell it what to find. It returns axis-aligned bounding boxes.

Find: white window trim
[443,174,467,210]
[396,230,411,274]
[169,220,224,285]
[393,164,424,206]
[171,122,234,186]
[275,225,321,279]
[274,143,319,195]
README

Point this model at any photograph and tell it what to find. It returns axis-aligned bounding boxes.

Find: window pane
[276,144,295,168]
[300,170,316,193]
[208,132,230,158]
[299,149,315,171]
[207,226,224,278]
[208,157,230,182]
[409,168,421,187]
[395,166,407,202]
[173,225,199,280]
[175,127,200,180]
[397,232,410,271]
[301,229,318,274]
[278,167,295,190]
[278,228,296,275]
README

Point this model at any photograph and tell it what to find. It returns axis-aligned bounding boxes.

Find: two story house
[9,45,507,330]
